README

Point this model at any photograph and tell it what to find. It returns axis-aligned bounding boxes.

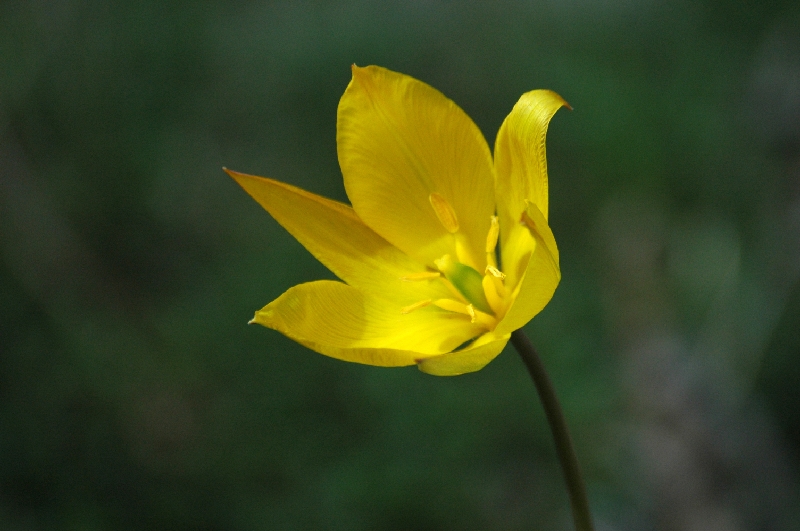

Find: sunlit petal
[338,65,495,269]
[253,280,487,362]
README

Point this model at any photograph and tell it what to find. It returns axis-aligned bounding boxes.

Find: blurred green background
[2,1,799,529]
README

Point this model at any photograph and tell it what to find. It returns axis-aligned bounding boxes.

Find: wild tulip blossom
[227,65,567,376]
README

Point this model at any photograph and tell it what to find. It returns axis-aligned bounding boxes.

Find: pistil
[434,255,494,315]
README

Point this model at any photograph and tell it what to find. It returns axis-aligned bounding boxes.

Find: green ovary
[434,255,494,315]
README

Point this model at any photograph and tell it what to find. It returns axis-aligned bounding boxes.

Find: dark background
[2,1,799,529]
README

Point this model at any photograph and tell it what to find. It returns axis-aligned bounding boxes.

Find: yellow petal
[253,280,487,364]
[227,169,452,305]
[337,65,495,269]
[494,89,568,265]
[416,333,510,376]
[494,202,560,336]
[521,200,559,265]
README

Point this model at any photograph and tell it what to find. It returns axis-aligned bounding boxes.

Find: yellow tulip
[227,65,567,375]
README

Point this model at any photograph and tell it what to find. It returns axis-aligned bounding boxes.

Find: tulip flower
[227,65,567,376]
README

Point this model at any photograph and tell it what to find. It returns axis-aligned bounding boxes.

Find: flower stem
[510,329,594,531]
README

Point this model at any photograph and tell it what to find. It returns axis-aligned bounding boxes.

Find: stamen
[466,304,476,323]
[401,271,441,281]
[429,192,460,233]
[482,274,506,315]
[491,274,506,298]
[485,265,506,279]
[433,299,496,329]
[400,299,432,314]
[433,299,471,315]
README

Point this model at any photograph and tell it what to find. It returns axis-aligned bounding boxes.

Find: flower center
[433,255,493,314]
[400,194,509,330]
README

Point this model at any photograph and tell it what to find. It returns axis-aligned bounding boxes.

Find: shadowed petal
[253,280,487,363]
[494,202,560,336]
[416,333,510,376]
[338,65,495,269]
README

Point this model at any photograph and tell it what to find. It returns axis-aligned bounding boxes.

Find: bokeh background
[2,1,799,529]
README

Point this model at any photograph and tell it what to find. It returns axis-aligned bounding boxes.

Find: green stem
[510,329,594,531]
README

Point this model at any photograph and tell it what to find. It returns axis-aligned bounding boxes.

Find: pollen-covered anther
[429,192,460,233]
[466,304,477,323]
[400,271,441,281]
[400,299,432,314]
[485,265,506,279]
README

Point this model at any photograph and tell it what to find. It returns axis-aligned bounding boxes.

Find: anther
[400,299,432,314]
[485,265,506,279]
[429,192,460,233]
[466,304,476,323]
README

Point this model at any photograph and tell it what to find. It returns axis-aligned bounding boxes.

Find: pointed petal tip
[224,168,270,190]
[350,63,370,80]
[348,64,385,90]
[224,167,247,181]
[250,307,275,327]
